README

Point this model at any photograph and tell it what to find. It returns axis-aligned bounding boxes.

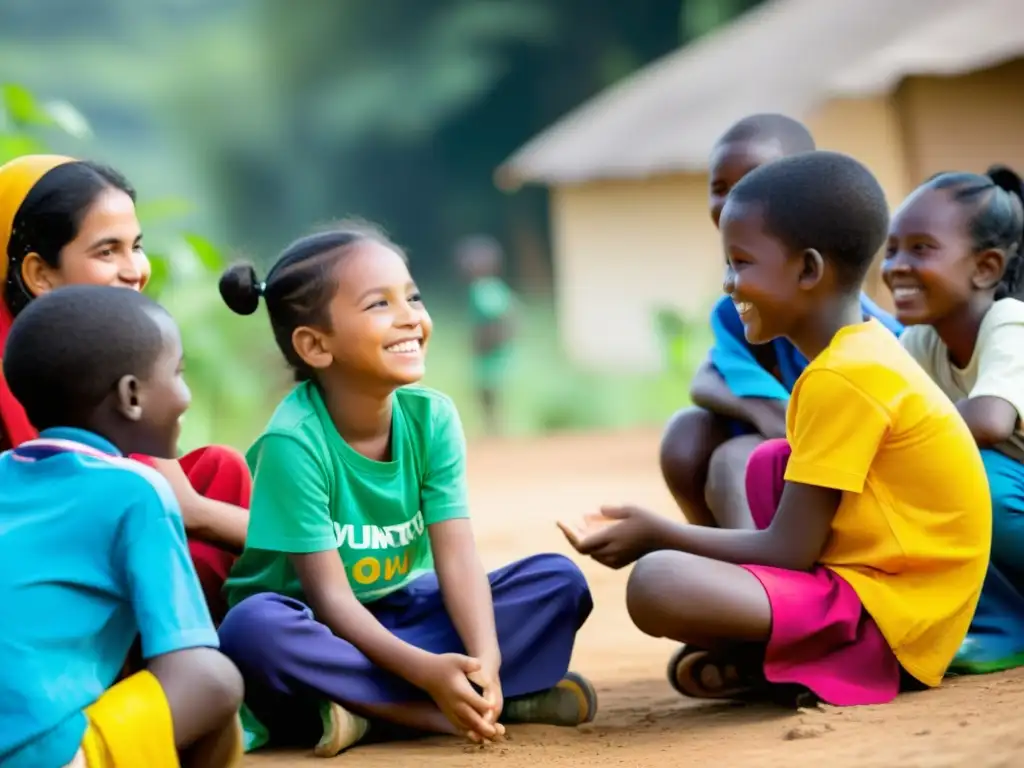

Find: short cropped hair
[3,285,169,430]
[725,151,890,287]
[715,113,816,155]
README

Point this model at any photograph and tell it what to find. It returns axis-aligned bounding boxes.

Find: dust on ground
[248,429,1024,767]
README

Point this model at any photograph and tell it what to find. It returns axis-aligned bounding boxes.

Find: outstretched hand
[557,505,667,569]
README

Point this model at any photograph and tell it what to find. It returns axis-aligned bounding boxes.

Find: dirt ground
[248,429,1024,767]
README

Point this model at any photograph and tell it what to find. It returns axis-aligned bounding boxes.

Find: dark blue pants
[218,553,592,743]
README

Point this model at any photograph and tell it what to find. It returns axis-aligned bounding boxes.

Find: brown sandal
[668,645,819,707]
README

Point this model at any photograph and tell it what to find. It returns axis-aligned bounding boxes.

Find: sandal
[668,645,820,708]
[667,645,760,700]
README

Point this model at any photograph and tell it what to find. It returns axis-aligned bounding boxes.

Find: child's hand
[558,506,667,569]
[466,653,504,738]
[420,653,502,743]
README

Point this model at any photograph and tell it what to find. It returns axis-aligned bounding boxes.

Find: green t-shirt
[224,383,470,607]
[468,276,513,325]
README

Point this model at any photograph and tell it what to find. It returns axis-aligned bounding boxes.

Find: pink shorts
[741,439,909,706]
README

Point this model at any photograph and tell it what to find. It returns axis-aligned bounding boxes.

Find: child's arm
[956,397,1019,447]
[690,360,788,439]
[290,550,434,676]
[121,475,243,752]
[565,369,886,571]
[564,478,839,572]
[151,457,248,552]
[420,398,503,713]
[957,319,1024,447]
[429,519,502,710]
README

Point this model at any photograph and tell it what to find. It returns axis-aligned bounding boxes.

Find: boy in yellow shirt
[560,152,990,706]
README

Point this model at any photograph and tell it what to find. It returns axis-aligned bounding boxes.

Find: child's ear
[115,375,143,422]
[798,248,825,290]
[292,326,334,373]
[973,248,1006,291]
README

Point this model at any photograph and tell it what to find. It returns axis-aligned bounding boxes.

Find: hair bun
[987,165,1024,201]
[218,262,262,316]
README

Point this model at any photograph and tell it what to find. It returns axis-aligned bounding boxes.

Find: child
[0,285,243,767]
[661,115,901,530]
[456,235,517,436]
[0,154,249,622]
[560,152,990,707]
[884,166,1024,674]
[215,224,594,757]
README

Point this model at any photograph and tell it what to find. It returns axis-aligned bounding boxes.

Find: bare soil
[248,429,1024,767]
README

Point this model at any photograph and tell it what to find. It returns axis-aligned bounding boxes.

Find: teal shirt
[225,383,470,606]
[0,428,216,768]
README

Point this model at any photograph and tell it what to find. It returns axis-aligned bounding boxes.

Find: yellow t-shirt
[900,298,1024,462]
[785,319,991,686]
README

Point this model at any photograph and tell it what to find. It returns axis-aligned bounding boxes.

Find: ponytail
[927,166,1024,300]
[987,165,1024,300]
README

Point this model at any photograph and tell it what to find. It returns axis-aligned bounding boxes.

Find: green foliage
[654,306,693,378]
[0,82,283,452]
[0,83,91,162]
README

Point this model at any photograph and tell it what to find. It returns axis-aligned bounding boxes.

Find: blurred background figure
[456,235,518,436]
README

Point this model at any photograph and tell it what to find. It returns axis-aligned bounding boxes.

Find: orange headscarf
[0,154,76,449]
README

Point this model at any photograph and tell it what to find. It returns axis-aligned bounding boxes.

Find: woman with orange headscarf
[0,155,248,623]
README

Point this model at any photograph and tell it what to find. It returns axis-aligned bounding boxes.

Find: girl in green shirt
[216,222,595,757]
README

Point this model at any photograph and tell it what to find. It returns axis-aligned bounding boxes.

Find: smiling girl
[215,223,594,757]
[884,166,1024,674]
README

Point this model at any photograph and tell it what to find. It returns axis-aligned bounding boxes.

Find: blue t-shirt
[0,428,218,768]
[708,293,903,399]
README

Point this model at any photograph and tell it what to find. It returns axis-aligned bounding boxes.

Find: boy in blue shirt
[660,114,901,530]
[0,285,243,767]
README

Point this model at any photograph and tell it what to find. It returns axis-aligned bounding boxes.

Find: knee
[626,551,694,638]
[525,553,593,612]
[706,437,752,496]
[198,444,248,470]
[745,438,790,477]
[659,407,715,495]
[151,647,244,728]
[218,593,303,666]
[204,650,246,721]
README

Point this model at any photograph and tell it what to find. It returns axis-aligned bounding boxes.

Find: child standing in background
[216,224,594,758]
[456,235,517,436]
[561,152,989,707]
[660,115,901,530]
[0,286,242,768]
[884,166,1024,674]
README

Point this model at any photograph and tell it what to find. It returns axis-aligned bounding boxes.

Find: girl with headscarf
[0,155,249,623]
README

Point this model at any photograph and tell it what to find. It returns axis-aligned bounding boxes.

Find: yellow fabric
[901,298,1024,462]
[0,155,75,281]
[79,671,179,768]
[785,319,991,687]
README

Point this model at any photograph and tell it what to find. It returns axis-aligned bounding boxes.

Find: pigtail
[987,165,1024,300]
[218,262,264,316]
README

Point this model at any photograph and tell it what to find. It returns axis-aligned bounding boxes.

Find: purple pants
[218,553,592,742]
